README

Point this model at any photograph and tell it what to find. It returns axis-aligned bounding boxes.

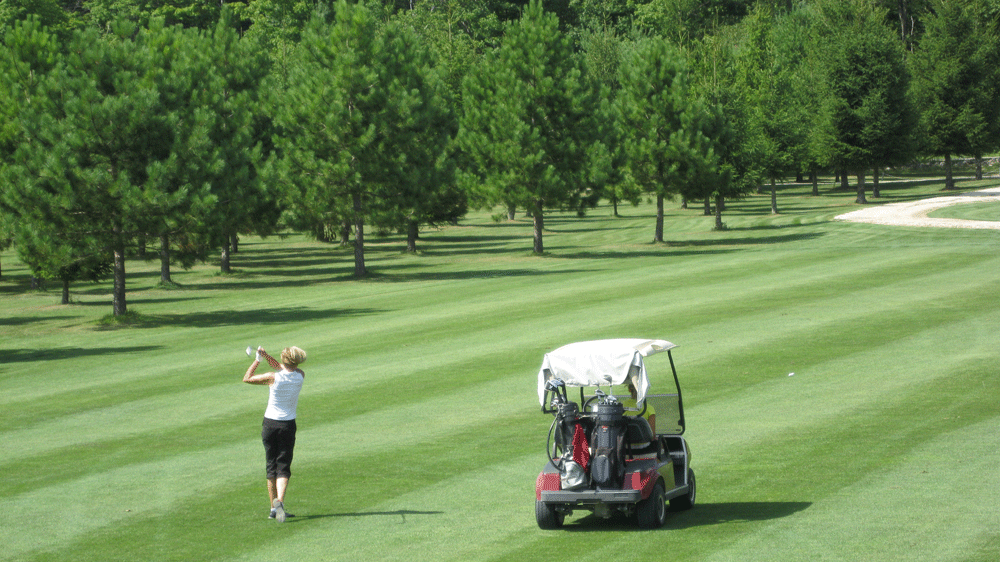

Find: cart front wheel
[670,468,696,511]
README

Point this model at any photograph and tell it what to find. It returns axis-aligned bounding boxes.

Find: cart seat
[624,416,660,457]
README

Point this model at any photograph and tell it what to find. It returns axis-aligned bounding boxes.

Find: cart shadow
[663,501,812,529]
[290,509,444,523]
[564,501,812,532]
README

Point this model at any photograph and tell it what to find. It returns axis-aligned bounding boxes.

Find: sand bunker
[835,186,1000,229]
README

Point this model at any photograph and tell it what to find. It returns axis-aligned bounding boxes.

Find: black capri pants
[262,417,297,479]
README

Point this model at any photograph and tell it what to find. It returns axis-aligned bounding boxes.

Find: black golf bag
[589,400,626,489]
[553,401,579,453]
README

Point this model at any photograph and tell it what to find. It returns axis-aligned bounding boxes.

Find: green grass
[2,178,1000,561]
[929,201,1000,221]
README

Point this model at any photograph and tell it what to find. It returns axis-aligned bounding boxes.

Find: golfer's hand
[256,347,265,363]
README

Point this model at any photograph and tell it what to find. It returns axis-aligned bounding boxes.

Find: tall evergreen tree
[616,37,706,242]
[2,21,174,315]
[369,10,461,253]
[457,0,608,254]
[732,4,807,213]
[83,0,223,29]
[808,0,916,204]
[580,27,633,218]
[687,33,758,230]
[0,19,241,314]
[200,12,281,273]
[909,0,1000,188]
[273,1,455,275]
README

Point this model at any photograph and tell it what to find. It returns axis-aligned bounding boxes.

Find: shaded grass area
[2,177,1000,561]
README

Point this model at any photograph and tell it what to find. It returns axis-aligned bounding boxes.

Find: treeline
[1,0,999,315]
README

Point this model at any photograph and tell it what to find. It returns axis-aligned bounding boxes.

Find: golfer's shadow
[292,509,444,523]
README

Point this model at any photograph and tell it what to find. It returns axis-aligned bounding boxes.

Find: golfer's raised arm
[243,353,275,385]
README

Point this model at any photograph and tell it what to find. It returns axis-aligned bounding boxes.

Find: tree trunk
[220,241,231,274]
[840,169,850,190]
[872,168,881,198]
[681,196,688,209]
[113,236,127,316]
[898,0,913,49]
[406,219,418,253]
[702,195,711,216]
[532,199,544,254]
[975,157,983,180]
[507,203,516,221]
[612,196,619,217]
[231,234,239,253]
[770,178,778,214]
[654,194,664,243]
[62,279,70,305]
[714,195,725,230]
[352,192,366,277]
[855,171,868,204]
[944,153,955,190]
[811,169,819,196]
[160,233,171,284]
[340,220,351,246]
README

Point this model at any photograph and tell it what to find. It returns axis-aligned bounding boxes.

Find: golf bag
[553,401,579,454]
[552,402,590,490]
[590,400,625,488]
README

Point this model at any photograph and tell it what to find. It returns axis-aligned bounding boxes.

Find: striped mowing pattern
[2,179,999,561]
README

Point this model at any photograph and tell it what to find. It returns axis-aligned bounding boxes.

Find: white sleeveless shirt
[264,369,304,421]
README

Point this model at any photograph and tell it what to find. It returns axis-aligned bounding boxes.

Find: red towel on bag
[572,423,590,471]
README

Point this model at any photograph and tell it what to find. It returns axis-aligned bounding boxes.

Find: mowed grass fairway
[3,178,1000,561]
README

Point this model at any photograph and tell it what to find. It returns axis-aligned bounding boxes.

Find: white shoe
[272,499,286,523]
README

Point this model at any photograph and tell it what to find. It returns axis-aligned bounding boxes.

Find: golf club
[246,345,280,370]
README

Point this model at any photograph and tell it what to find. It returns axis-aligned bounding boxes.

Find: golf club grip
[260,350,280,370]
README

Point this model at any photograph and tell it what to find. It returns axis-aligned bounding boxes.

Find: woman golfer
[243,346,307,522]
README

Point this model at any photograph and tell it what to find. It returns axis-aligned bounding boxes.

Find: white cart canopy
[537,339,677,406]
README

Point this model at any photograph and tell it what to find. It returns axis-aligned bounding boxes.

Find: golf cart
[535,339,695,529]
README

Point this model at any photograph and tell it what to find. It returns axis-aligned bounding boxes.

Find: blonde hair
[281,346,307,368]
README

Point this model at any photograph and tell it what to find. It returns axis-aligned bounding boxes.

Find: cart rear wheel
[535,500,564,529]
[637,481,667,529]
[670,468,696,511]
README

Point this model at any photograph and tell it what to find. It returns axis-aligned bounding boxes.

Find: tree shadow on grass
[562,501,812,532]
[0,345,163,364]
[549,247,738,260]
[0,314,83,327]
[359,267,591,283]
[730,200,845,215]
[665,231,826,247]
[96,306,383,329]
[418,235,530,256]
[543,225,825,259]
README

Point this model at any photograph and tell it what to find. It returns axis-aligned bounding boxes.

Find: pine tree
[273,1,456,275]
[458,0,608,254]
